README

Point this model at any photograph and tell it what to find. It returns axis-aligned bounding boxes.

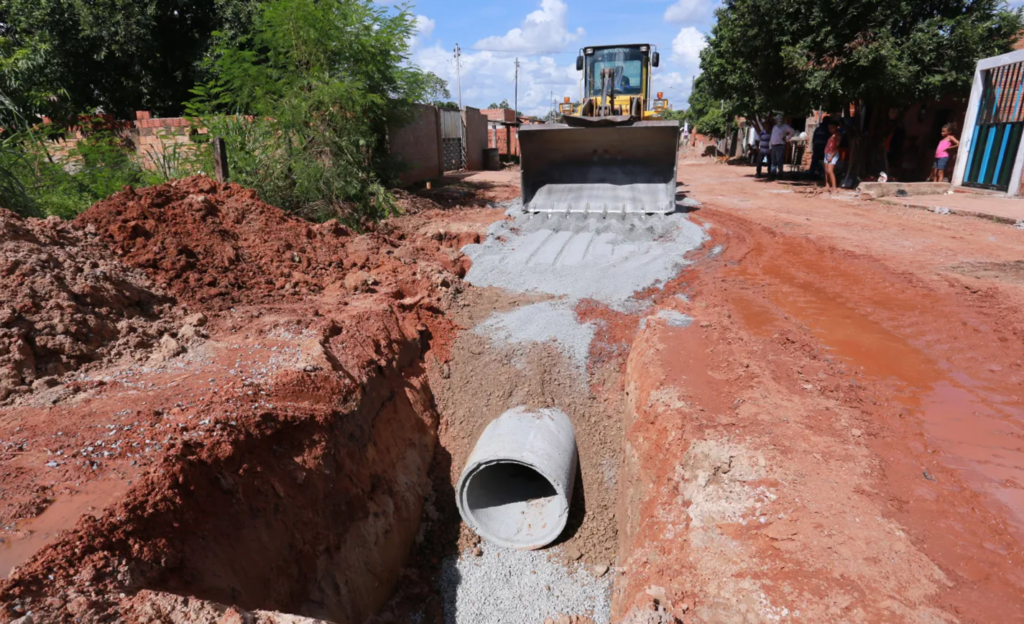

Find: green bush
[2,121,161,219]
[187,0,429,226]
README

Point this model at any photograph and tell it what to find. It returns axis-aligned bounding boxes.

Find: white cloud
[664,0,719,23]
[415,44,579,115]
[672,26,707,66]
[411,0,586,114]
[415,15,435,38]
[472,0,585,55]
[407,15,435,49]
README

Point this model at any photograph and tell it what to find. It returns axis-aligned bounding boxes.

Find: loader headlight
[653,99,668,111]
[585,47,594,55]
[559,103,573,114]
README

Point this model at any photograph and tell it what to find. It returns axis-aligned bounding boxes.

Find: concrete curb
[873,197,1024,227]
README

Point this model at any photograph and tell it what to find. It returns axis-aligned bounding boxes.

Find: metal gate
[963,61,1024,190]
[440,109,465,172]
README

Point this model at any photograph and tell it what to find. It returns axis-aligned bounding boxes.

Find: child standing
[823,121,841,193]
[932,125,959,182]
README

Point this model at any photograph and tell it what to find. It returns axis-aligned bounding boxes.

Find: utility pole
[454,43,462,109]
[514,58,520,119]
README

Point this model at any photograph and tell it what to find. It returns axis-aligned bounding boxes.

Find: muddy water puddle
[0,477,128,577]
[730,248,1024,540]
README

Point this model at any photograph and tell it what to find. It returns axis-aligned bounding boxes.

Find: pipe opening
[464,461,566,547]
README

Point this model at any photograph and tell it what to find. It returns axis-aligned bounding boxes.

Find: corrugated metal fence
[440,109,466,171]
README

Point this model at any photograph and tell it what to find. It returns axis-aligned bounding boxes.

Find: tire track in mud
[616,205,1024,623]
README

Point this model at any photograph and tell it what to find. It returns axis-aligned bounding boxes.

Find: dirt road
[2,163,1022,624]
[616,162,1024,622]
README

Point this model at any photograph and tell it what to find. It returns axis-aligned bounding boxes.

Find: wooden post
[213,137,229,183]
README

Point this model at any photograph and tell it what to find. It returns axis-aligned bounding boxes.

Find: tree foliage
[187,0,427,223]
[697,0,1023,176]
[1,0,259,121]
[421,72,451,102]
[701,0,1022,118]
[487,98,523,115]
[419,71,459,110]
[683,75,732,139]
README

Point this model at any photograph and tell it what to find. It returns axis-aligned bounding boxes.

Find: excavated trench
[0,193,708,624]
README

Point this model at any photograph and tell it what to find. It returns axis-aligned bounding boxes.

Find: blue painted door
[964,61,1024,191]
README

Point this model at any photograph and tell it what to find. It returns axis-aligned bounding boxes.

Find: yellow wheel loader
[519,43,680,215]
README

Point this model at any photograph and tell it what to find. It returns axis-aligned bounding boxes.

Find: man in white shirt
[768,114,797,180]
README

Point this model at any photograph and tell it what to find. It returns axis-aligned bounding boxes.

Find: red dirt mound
[77,177,359,307]
[0,209,174,402]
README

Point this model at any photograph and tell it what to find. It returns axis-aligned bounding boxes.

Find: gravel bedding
[439,547,611,624]
[462,211,706,309]
[473,300,595,371]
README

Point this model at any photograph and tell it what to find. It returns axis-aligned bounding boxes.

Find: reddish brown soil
[0,176,515,623]
[6,161,1024,624]
[616,163,1024,623]
[0,210,175,402]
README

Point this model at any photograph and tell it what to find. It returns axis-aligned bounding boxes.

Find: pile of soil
[78,177,476,310]
[77,178,355,307]
[0,209,174,402]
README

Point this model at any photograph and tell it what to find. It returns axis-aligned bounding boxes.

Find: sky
[395,0,720,116]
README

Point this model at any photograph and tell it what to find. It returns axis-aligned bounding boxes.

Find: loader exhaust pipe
[519,120,680,214]
[456,407,577,550]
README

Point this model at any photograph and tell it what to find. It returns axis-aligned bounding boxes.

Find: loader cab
[575,44,662,112]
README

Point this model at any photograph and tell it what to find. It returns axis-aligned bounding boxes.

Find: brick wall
[482,108,516,123]
[135,114,207,171]
[39,112,205,172]
[390,103,443,184]
[488,125,519,156]
[463,107,488,171]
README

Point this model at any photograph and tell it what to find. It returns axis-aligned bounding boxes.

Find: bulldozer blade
[519,120,680,214]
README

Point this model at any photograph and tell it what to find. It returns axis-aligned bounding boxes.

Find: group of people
[755,113,960,192]
[753,114,798,180]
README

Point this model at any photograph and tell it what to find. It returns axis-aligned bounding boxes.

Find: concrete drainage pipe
[456,406,578,550]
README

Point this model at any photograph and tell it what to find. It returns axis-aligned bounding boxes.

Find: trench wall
[0,306,442,624]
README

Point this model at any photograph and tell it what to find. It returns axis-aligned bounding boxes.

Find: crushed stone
[439,546,611,624]
[462,212,706,309]
[473,301,595,370]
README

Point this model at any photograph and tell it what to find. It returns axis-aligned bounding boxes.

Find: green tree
[421,72,451,103]
[188,0,426,223]
[419,71,459,110]
[698,0,1022,182]
[685,75,732,139]
[1,0,259,121]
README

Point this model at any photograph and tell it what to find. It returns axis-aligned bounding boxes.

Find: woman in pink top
[931,124,959,182]
[823,121,841,193]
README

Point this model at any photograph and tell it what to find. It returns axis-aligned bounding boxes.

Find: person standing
[769,114,797,180]
[823,121,841,193]
[809,116,832,178]
[756,123,772,178]
[931,124,959,182]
